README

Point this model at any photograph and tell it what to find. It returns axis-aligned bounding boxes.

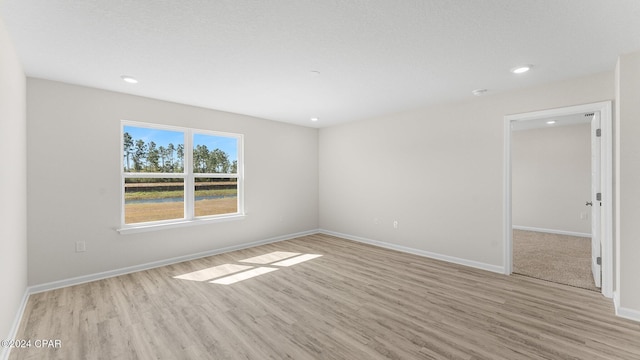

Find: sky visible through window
[194,133,238,163]
[124,126,238,163]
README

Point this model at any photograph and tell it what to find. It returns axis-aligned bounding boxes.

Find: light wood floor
[10,234,640,359]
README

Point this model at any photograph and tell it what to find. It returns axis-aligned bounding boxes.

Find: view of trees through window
[122,123,241,225]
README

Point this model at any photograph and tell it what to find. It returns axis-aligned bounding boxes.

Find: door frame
[503,101,613,298]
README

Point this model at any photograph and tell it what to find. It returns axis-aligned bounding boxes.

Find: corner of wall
[0,15,29,360]
[614,291,640,323]
[616,51,640,321]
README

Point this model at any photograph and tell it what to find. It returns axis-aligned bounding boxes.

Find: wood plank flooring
[9,234,640,359]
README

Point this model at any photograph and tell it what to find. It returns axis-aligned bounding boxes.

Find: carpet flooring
[513,229,599,291]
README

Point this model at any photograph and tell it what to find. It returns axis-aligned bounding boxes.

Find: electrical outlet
[76,241,86,252]
[393,220,399,229]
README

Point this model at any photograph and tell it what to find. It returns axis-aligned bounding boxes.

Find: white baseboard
[318,229,504,274]
[614,291,640,323]
[28,229,318,294]
[512,225,590,238]
[12,227,637,352]
[1,288,30,360]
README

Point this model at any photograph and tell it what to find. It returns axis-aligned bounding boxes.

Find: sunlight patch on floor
[272,254,323,267]
[173,251,323,285]
[239,251,301,264]
[173,264,253,281]
[210,267,279,285]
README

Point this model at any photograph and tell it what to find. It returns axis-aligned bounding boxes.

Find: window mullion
[184,129,194,220]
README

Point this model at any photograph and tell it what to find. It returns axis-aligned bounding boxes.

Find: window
[120,121,243,232]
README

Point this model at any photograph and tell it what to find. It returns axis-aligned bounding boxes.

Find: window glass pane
[193,134,238,174]
[125,178,184,224]
[123,126,184,173]
[194,178,238,217]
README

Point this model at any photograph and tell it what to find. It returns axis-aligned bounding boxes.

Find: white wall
[319,72,613,270]
[616,51,640,317]
[512,124,591,235]
[26,78,319,286]
[0,18,27,352]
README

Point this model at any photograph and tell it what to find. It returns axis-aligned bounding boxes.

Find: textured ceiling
[1,0,640,128]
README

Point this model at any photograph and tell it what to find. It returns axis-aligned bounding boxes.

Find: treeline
[123,132,237,174]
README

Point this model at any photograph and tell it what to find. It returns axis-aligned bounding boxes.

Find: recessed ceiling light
[120,75,138,84]
[471,88,488,96]
[546,120,556,125]
[310,117,319,122]
[511,65,533,74]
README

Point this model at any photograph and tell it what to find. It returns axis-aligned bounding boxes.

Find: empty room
[2,1,640,359]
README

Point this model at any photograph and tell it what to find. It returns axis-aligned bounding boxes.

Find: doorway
[511,118,595,290]
[504,102,613,298]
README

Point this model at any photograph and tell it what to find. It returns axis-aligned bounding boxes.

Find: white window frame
[118,120,244,234]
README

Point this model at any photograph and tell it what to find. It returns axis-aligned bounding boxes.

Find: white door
[591,112,601,288]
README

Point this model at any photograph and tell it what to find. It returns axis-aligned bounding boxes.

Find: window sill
[117,214,246,235]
